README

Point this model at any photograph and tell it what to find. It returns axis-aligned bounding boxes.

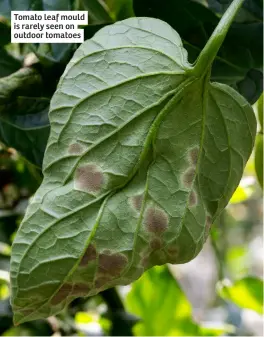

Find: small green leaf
[217,277,263,314]
[126,266,199,336]
[10,1,256,324]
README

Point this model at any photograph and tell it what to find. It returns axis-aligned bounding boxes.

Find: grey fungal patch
[75,164,104,193]
[182,167,196,188]
[68,143,84,154]
[79,244,97,267]
[51,283,72,305]
[189,191,197,206]
[189,147,199,165]
[130,194,144,212]
[144,207,168,233]
[98,252,127,276]
[150,238,162,250]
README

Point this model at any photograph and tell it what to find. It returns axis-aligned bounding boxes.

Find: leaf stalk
[193,0,245,77]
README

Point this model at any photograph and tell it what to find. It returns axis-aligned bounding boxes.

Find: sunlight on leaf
[217,277,263,314]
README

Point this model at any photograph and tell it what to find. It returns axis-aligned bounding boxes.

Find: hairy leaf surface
[11,15,256,323]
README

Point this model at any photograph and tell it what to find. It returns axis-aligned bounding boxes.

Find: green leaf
[217,277,263,314]
[0,68,50,166]
[126,266,199,336]
[133,0,263,104]
[0,22,11,47]
[0,48,21,78]
[0,0,73,19]
[10,1,256,324]
[0,96,50,167]
[81,0,113,24]
[106,0,134,21]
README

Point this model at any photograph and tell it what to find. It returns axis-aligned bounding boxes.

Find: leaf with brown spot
[51,284,73,305]
[79,244,97,267]
[130,194,144,212]
[11,6,257,324]
[150,238,163,250]
[144,207,168,234]
[98,252,128,276]
[68,143,84,155]
[75,164,104,193]
[182,167,196,188]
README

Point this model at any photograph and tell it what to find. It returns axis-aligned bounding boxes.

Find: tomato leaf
[10,0,256,324]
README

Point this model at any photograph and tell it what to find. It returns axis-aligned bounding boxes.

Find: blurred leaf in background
[255,93,263,188]
[217,277,263,314]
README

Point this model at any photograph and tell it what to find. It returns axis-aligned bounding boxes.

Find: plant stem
[210,230,225,280]
[193,0,245,77]
[101,287,135,336]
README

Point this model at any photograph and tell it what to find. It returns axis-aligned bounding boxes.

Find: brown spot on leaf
[72,283,90,296]
[189,147,199,166]
[95,276,112,289]
[150,238,162,250]
[182,167,196,188]
[51,284,72,305]
[79,244,97,267]
[98,252,127,276]
[68,143,84,154]
[144,207,168,234]
[75,164,104,193]
[130,194,143,212]
[189,191,197,206]
[167,245,179,257]
[141,256,150,268]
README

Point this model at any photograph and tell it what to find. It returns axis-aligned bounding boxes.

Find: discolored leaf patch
[189,191,197,206]
[51,284,72,305]
[72,283,90,296]
[144,207,168,234]
[79,244,97,267]
[75,164,104,193]
[150,238,163,250]
[189,147,199,166]
[130,194,144,212]
[182,167,196,188]
[98,252,128,276]
[68,143,84,155]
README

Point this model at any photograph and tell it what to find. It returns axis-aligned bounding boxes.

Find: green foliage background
[0,0,262,335]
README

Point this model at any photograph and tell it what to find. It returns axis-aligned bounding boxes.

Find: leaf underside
[10,18,256,324]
